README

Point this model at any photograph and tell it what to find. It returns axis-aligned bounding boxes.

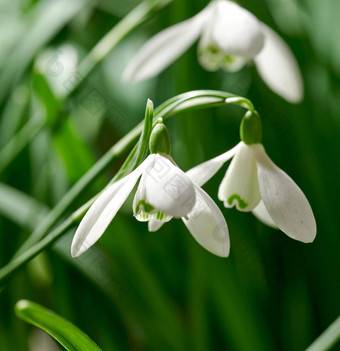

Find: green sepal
[149,122,171,155]
[240,110,262,145]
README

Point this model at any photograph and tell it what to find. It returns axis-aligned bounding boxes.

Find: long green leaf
[15,300,102,351]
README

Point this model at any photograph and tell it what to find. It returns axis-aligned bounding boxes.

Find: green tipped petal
[218,143,261,212]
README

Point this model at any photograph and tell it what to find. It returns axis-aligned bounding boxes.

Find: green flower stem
[0,0,172,173]
[1,90,254,285]
[305,316,340,351]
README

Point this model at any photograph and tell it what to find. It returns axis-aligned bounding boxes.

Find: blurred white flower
[187,142,316,242]
[71,153,230,258]
[29,329,60,351]
[36,44,78,98]
[123,0,304,103]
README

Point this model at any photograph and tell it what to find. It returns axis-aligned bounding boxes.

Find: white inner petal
[218,143,261,211]
[147,213,173,232]
[252,200,278,229]
[148,217,169,232]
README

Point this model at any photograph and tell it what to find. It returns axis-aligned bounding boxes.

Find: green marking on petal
[141,213,150,220]
[206,45,219,55]
[198,45,222,71]
[223,54,235,65]
[227,194,248,209]
[135,200,155,214]
[156,211,165,221]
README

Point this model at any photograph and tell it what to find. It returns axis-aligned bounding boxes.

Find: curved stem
[1,90,254,285]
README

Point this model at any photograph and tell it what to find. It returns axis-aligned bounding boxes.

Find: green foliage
[15,299,102,350]
[0,0,339,350]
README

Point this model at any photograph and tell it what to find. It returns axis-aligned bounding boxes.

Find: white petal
[200,0,264,57]
[186,142,242,187]
[143,154,196,218]
[252,200,278,229]
[254,24,304,103]
[133,169,173,224]
[148,218,164,232]
[251,144,316,242]
[122,7,210,84]
[71,158,151,257]
[183,185,230,257]
[218,143,261,211]
[148,215,172,232]
[132,168,148,217]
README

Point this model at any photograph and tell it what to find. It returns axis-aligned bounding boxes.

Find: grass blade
[15,300,102,351]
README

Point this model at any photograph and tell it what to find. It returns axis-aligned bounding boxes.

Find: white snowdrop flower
[187,141,316,243]
[123,0,303,103]
[71,124,230,258]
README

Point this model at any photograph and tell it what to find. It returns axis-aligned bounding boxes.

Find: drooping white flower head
[186,141,316,242]
[123,0,303,103]
[71,125,230,258]
[198,0,265,72]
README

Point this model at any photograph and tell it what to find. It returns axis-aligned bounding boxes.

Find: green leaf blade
[15,300,102,351]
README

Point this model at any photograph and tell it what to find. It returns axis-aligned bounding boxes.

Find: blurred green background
[0,0,339,350]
